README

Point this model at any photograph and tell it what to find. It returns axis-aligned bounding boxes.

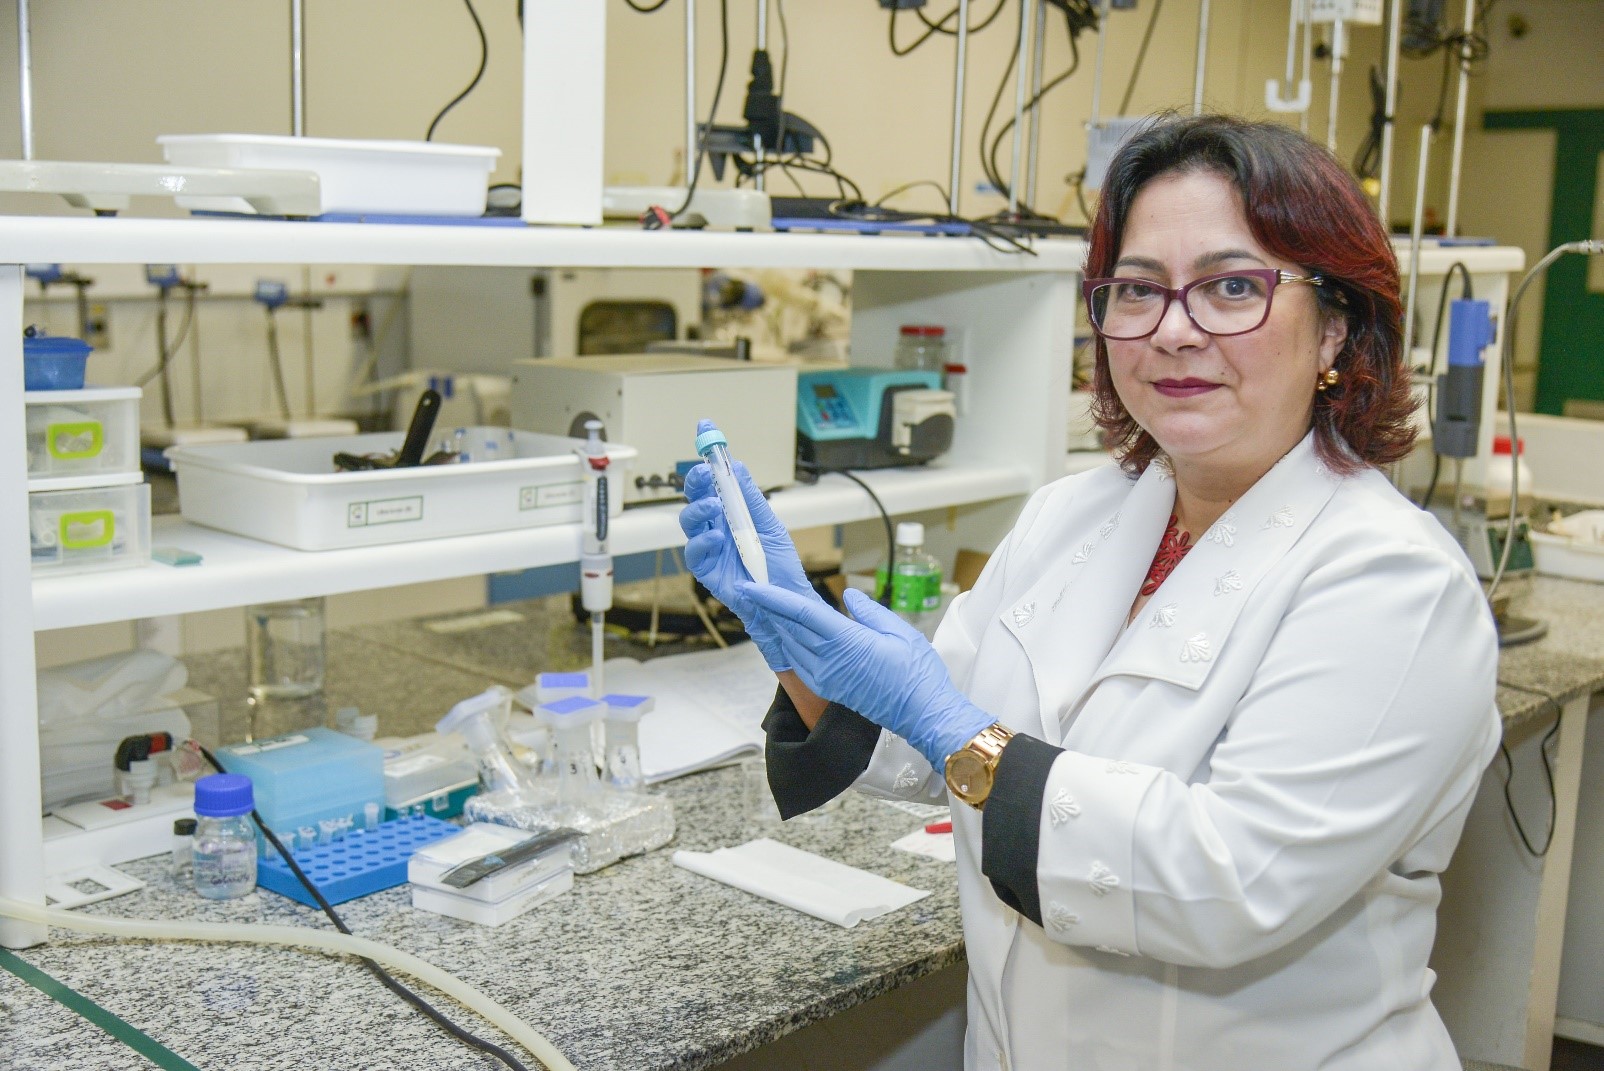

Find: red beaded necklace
[1140,514,1192,597]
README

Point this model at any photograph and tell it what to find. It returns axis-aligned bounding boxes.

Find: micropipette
[576,420,613,695]
[694,419,769,585]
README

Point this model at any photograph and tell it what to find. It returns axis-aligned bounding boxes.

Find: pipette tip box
[257,813,459,907]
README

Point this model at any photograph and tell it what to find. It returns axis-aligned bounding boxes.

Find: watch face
[947,749,992,801]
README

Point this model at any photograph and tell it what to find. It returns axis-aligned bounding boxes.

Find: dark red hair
[1086,114,1414,475]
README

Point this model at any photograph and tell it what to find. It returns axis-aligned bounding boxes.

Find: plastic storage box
[28,474,150,575]
[26,387,140,481]
[166,428,635,551]
[214,727,385,853]
[156,134,500,217]
[23,334,92,391]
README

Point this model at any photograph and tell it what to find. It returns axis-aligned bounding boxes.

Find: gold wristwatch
[943,723,1015,810]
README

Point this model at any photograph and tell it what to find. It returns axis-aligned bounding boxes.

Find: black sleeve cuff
[761,685,881,820]
[980,733,1064,928]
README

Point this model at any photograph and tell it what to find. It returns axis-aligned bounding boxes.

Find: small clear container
[192,774,258,900]
[28,476,151,575]
[25,387,141,482]
[894,325,948,373]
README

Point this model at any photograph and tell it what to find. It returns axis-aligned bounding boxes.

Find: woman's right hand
[678,460,822,670]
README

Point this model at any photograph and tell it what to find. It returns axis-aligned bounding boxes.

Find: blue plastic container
[256,813,460,906]
[215,727,385,855]
[23,334,92,391]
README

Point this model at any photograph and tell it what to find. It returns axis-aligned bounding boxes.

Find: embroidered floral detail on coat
[1203,514,1237,546]
[1088,861,1121,897]
[1104,760,1138,775]
[1048,789,1082,825]
[1214,570,1243,596]
[1264,505,1296,529]
[893,765,921,791]
[1149,603,1178,629]
[1047,903,1081,932]
[1180,633,1213,663]
[1012,602,1036,627]
[1095,945,1133,957]
[1071,540,1096,565]
[1099,513,1121,540]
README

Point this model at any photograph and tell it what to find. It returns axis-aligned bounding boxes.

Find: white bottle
[890,522,943,639]
[1484,434,1533,515]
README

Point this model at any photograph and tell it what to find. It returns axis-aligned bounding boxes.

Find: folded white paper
[891,827,957,863]
[671,838,930,928]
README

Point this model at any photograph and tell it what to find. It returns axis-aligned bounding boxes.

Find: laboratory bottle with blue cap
[695,419,769,584]
[192,773,258,899]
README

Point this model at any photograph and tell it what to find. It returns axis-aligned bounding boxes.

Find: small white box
[166,429,635,551]
[510,355,797,504]
[157,134,500,217]
[409,823,574,903]
[29,475,150,575]
[26,387,141,483]
[411,869,572,926]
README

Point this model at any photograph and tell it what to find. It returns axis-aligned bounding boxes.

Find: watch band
[944,722,1015,809]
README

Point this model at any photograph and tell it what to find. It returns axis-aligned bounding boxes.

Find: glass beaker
[245,597,327,739]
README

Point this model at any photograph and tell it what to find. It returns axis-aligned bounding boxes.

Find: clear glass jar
[894,325,948,372]
[192,773,258,900]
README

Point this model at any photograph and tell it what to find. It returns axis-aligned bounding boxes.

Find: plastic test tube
[694,419,769,585]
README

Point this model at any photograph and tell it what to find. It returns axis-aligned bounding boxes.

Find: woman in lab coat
[679,114,1500,1071]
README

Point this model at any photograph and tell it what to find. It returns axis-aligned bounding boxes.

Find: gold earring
[1316,368,1339,392]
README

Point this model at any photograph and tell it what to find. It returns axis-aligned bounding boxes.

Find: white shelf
[31,462,1031,631]
[0,214,1087,272]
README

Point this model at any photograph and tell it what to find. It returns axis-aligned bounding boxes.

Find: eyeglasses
[1082,268,1324,341]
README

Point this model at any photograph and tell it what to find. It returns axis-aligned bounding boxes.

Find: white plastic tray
[1530,511,1604,583]
[167,428,635,551]
[157,134,500,216]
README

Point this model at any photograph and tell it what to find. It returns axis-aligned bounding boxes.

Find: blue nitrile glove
[738,584,997,770]
[678,459,821,671]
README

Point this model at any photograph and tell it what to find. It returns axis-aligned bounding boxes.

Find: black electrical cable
[671,0,731,220]
[1115,0,1163,117]
[874,179,953,209]
[425,0,488,142]
[1488,686,1561,857]
[195,747,530,1071]
[799,467,896,607]
[890,0,1007,56]
[263,308,295,421]
[622,0,672,11]
[986,30,1084,216]
[133,287,196,405]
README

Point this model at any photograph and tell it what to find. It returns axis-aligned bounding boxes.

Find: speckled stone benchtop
[5,576,1601,1069]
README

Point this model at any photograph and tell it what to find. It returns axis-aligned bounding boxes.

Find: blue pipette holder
[256,813,459,907]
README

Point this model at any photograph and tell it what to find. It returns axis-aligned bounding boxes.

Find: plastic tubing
[0,897,575,1071]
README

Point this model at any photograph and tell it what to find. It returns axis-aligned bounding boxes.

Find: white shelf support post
[521,0,607,226]
[0,264,46,949]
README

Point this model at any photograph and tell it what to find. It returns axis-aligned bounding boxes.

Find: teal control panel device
[796,369,955,470]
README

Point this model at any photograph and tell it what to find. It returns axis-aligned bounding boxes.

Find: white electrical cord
[0,897,576,1071]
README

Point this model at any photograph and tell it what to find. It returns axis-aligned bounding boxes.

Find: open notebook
[600,641,777,783]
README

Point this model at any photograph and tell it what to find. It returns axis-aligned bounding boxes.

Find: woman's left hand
[739,584,996,770]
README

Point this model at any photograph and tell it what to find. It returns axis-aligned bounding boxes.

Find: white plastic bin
[157,134,500,216]
[167,428,636,551]
[25,387,140,482]
[29,474,151,575]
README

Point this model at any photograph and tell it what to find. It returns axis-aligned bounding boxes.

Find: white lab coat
[854,433,1501,1071]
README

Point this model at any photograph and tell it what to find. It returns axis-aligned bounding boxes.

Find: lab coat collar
[999,432,1342,742]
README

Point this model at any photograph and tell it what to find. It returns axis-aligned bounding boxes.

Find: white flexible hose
[0,897,575,1071]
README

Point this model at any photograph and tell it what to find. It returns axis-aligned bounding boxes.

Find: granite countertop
[1492,575,1604,730]
[5,765,962,1071]
[7,574,1603,1069]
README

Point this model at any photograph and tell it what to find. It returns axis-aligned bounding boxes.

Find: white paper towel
[671,838,929,928]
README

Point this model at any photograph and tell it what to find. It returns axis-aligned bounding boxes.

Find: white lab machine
[406,267,703,367]
[510,354,798,503]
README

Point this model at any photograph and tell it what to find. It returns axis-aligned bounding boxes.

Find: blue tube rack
[257,813,460,907]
